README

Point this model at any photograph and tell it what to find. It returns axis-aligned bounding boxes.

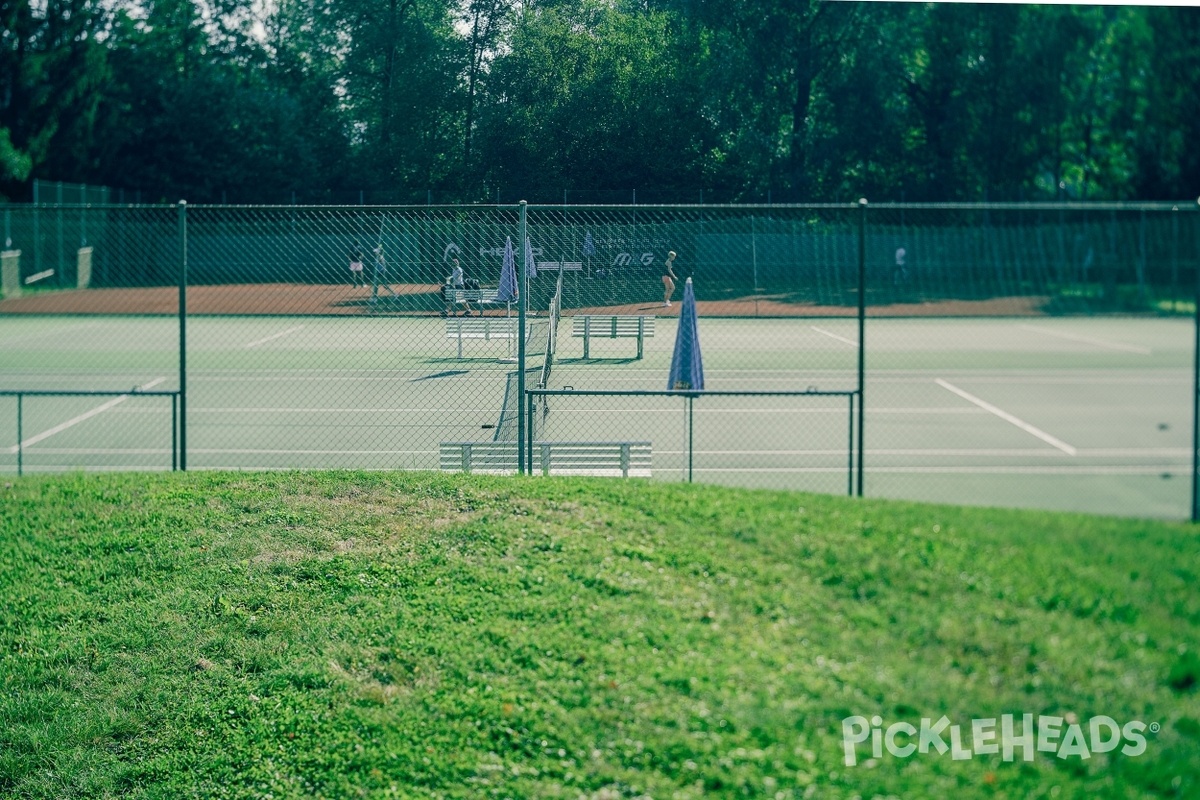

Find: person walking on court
[662,250,678,307]
[445,258,476,316]
[349,244,366,287]
[370,244,397,303]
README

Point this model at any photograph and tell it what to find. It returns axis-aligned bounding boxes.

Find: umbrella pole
[681,398,687,481]
[499,301,516,363]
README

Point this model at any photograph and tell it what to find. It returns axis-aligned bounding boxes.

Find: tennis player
[446,258,476,316]
[370,244,398,303]
[662,250,678,307]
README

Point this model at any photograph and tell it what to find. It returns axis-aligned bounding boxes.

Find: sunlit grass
[1,471,1197,798]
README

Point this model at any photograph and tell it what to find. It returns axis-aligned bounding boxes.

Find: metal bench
[572,315,655,359]
[440,440,652,477]
[445,317,517,358]
[446,288,505,305]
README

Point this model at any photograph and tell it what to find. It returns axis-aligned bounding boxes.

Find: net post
[856,198,867,497]
[178,200,188,471]
[518,201,528,474]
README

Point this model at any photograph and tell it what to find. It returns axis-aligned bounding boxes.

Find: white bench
[572,315,655,359]
[440,441,652,477]
[446,288,505,305]
[445,317,516,358]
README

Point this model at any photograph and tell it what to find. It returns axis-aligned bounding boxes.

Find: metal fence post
[848,393,855,497]
[1193,217,1199,522]
[857,198,867,497]
[518,200,528,474]
[56,181,63,287]
[178,201,188,471]
[16,394,22,477]
[688,395,695,483]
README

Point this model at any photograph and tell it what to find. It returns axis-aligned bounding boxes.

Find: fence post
[857,198,867,497]
[32,180,40,280]
[16,394,22,477]
[56,182,63,287]
[848,393,855,497]
[518,201,528,474]
[178,201,188,471]
[688,396,695,483]
[1193,216,1199,522]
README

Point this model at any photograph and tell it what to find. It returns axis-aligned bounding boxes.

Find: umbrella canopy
[667,277,705,391]
[524,235,537,279]
[495,236,517,302]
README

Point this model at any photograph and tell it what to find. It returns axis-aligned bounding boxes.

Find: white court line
[4,377,167,454]
[186,407,499,413]
[1017,325,1152,354]
[687,465,1180,475]
[23,447,437,456]
[245,326,305,348]
[935,378,1077,456]
[809,326,858,346]
[0,322,104,347]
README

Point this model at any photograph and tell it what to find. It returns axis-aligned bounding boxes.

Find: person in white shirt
[444,258,476,316]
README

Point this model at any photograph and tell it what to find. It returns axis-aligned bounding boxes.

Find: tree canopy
[2,0,1196,203]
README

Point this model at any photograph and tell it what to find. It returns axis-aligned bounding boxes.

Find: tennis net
[491,269,564,444]
[530,269,564,441]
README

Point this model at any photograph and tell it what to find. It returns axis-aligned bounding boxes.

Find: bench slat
[440,441,651,477]
[571,316,654,360]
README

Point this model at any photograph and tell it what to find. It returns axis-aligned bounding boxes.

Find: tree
[0,0,108,196]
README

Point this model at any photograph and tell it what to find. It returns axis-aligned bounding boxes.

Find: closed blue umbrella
[524,235,537,279]
[582,230,595,279]
[667,277,704,391]
[496,236,518,302]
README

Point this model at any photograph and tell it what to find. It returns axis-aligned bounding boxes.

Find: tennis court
[0,312,1189,518]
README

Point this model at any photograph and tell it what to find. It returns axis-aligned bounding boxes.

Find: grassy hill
[0,472,1197,799]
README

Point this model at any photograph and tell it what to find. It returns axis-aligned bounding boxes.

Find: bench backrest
[448,288,504,303]
[440,440,652,477]
[445,318,516,336]
[572,316,655,337]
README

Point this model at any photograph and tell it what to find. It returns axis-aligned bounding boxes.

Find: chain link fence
[1,201,1196,518]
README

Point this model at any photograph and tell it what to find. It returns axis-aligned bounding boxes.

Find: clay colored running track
[0,283,1049,317]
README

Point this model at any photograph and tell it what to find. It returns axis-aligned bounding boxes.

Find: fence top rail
[0,390,180,397]
[866,201,1198,212]
[527,389,859,398]
[4,201,1192,212]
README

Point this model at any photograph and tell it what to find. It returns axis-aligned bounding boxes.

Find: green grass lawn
[1,472,1197,799]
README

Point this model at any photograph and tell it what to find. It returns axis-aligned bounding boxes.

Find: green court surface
[0,314,1191,518]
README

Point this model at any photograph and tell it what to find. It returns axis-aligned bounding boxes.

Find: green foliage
[9,0,1198,202]
[0,471,1197,798]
